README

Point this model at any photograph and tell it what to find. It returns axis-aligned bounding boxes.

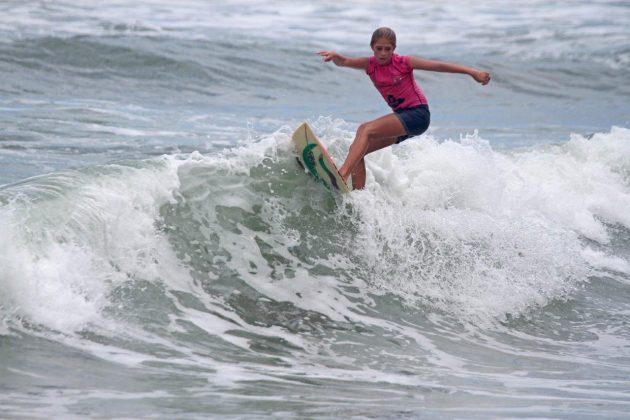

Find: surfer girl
[319,27,491,189]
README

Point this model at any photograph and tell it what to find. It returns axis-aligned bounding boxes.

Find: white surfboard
[291,122,350,193]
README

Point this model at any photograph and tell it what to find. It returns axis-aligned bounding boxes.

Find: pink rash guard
[367,53,428,111]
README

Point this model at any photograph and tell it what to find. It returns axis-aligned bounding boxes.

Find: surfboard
[291,122,350,193]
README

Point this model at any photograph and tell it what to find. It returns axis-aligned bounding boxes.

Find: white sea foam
[342,126,630,320]
[1,124,628,335]
[0,156,183,333]
[583,248,630,277]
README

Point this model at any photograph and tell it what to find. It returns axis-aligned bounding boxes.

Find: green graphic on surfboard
[291,122,350,193]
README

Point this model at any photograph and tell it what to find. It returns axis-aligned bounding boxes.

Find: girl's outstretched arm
[318,51,369,70]
[410,57,491,85]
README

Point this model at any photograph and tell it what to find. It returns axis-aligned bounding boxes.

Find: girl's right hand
[318,51,369,70]
[318,51,341,64]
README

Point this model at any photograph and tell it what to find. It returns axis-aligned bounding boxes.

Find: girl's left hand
[473,71,491,85]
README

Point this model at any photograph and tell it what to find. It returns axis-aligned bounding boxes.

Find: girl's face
[371,38,395,64]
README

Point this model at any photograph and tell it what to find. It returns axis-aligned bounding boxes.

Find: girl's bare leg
[349,136,398,189]
[338,113,406,189]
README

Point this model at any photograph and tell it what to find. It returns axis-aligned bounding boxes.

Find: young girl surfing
[319,27,491,190]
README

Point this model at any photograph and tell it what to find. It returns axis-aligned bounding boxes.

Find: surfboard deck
[291,122,350,193]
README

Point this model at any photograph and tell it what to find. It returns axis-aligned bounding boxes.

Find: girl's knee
[357,121,378,139]
[356,122,369,135]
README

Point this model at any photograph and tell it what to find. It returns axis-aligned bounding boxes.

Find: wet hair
[370,27,396,48]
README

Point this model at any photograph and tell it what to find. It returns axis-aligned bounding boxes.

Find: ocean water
[1,0,630,418]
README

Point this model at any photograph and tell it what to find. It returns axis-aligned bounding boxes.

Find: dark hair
[370,27,396,47]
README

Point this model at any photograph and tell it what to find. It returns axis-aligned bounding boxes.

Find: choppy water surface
[1,1,630,418]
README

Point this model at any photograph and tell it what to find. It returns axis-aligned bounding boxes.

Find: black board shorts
[394,104,430,143]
